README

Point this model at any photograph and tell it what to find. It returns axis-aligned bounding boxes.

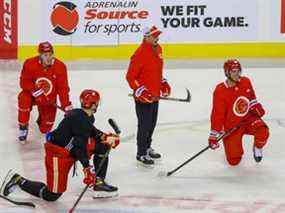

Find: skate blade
[152,158,162,165]
[19,140,27,145]
[136,161,155,168]
[18,138,29,145]
[92,191,118,199]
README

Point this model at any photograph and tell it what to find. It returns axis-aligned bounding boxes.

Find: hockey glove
[83,166,96,186]
[160,78,171,97]
[101,133,120,149]
[249,103,265,117]
[134,86,153,103]
[208,130,221,150]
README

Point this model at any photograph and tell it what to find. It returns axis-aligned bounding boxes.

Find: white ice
[0,66,284,213]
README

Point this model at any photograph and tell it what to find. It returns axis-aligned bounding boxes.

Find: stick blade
[185,88,191,102]
[157,170,169,177]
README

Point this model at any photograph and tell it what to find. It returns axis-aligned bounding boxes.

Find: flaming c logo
[50,2,79,36]
[233,96,249,117]
[36,78,53,95]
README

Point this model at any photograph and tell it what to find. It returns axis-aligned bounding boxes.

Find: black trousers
[135,101,159,156]
[93,141,109,179]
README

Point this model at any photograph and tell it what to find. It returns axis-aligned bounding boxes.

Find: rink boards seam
[18,43,285,61]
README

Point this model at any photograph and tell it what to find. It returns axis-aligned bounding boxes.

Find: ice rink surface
[0,66,284,212]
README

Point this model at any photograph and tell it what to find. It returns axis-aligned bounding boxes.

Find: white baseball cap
[143,26,162,38]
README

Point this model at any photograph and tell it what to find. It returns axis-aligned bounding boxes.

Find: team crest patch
[233,96,249,117]
[36,77,53,95]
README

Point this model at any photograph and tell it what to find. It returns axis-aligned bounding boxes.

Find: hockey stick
[55,104,65,112]
[128,88,191,103]
[68,118,121,213]
[158,119,249,177]
[0,194,36,208]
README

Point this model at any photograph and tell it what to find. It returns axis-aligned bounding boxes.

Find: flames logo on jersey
[233,96,249,117]
[35,77,53,96]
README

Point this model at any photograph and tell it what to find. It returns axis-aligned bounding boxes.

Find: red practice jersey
[210,76,261,134]
[19,56,71,108]
[126,40,163,97]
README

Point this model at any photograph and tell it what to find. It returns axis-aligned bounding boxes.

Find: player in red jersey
[17,42,73,144]
[208,59,269,165]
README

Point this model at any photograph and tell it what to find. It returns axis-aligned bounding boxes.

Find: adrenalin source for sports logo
[233,96,249,117]
[50,1,79,36]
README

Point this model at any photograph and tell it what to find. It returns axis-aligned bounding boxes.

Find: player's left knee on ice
[227,157,242,166]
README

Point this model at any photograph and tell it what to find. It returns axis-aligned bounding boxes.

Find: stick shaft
[128,88,191,103]
[167,120,247,176]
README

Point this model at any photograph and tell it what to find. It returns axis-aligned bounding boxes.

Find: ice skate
[93,177,118,198]
[253,146,263,163]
